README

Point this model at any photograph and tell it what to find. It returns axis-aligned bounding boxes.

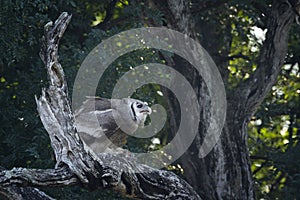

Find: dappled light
[1,0,300,199]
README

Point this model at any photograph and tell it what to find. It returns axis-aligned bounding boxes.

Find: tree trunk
[151,0,296,199]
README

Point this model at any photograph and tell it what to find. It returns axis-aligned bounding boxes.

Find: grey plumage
[74,97,151,154]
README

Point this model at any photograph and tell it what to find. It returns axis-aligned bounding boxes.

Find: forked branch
[0,12,201,200]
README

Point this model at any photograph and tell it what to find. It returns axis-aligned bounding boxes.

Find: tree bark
[0,12,200,200]
[151,0,296,199]
[0,185,54,200]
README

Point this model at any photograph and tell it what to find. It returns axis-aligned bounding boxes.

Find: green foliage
[1,0,299,199]
[249,59,300,199]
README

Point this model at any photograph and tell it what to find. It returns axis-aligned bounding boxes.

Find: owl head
[127,99,152,127]
[108,98,152,134]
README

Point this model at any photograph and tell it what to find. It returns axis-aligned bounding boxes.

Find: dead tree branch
[0,186,55,200]
[0,12,201,200]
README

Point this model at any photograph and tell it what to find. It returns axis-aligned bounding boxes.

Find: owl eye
[137,103,143,108]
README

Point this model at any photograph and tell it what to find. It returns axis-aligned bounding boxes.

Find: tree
[141,0,299,199]
[0,0,300,199]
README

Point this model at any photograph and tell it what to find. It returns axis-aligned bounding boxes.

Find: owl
[74,97,152,154]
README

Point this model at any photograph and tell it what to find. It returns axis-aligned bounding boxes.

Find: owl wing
[75,97,113,114]
[75,97,120,138]
[75,97,129,153]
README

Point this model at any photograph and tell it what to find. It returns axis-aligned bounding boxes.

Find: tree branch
[96,0,119,29]
[232,0,296,122]
[0,186,54,200]
[0,167,77,187]
[0,12,201,200]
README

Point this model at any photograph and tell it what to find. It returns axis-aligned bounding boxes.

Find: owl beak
[140,107,152,115]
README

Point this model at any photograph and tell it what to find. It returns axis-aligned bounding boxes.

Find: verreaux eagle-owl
[74,97,152,154]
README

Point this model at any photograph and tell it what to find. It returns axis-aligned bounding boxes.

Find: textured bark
[0,12,201,200]
[0,185,54,200]
[151,0,297,199]
[0,167,77,187]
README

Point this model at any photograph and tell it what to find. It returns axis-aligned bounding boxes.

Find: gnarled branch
[0,12,201,200]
